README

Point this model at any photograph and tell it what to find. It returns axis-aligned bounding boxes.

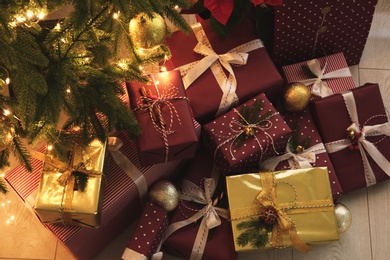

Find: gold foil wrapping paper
[34,139,107,228]
[226,167,339,252]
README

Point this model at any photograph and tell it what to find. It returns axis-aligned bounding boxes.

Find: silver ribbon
[324,91,390,186]
[163,169,229,260]
[299,58,352,98]
[177,22,264,117]
[260,142,326,170]
[107,137,148,204]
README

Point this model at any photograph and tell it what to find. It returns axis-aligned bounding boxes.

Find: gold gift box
[226,167,339,252]
[34,139,107,228]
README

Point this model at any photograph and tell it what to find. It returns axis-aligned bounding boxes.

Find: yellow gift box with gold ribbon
[34,139,107,228]
[226,167,339,252]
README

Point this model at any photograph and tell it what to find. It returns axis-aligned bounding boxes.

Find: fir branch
[162,6,191,33]
[0,149,10,170]
[11,136,32,172]
[288,123,312,154]
[236,217,273,248]
[73,170,89,192]
[0,177,8,194]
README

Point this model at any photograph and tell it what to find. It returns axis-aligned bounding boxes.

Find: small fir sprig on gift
[72,165,90,192]
[288,123,311,154]
[235,99,272,147]
[236,215,273,248]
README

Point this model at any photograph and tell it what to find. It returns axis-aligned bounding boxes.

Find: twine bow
[299,58,352,98]
[163,169,229,260]
[260,142,326,170]
[325,91,390,186]
[177,22,264,117]
[136,81,188,163]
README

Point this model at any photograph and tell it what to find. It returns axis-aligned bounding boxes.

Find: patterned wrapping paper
[311,83,390,194]
[282,52,356,100]
[226,168,339,252]
[122,202,168,260]
[272,0,377,68]
[5,132,190,260]
[260,108,343,198]
[165,15,284,124]
[203,93,291,175]
[126,70,199,166]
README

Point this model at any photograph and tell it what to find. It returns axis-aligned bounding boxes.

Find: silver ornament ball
[335,203,352,234]
[149,180,180,212]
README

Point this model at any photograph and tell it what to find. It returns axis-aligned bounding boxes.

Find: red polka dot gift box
[311,83,390,194]
[203,92,292,175]
[165,14,284,125]
[272,0,377,68]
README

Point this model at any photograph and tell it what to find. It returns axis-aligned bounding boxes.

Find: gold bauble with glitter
[282,82,311,113]
[149,180,180,212]
[335,203,352,234]
[129,12,168,49]
[0,114,14,151]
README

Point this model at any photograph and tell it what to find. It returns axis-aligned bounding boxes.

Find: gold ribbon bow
[256,172,312,253]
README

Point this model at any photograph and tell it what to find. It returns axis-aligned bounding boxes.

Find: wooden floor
[1,1,390,259]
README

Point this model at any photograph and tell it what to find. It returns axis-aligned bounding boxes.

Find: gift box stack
[5,0,390,259]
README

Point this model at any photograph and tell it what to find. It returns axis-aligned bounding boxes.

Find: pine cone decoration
[260,207,278,225]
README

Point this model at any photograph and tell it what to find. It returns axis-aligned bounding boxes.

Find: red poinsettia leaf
[204,0,234,25]
[252,0,265,6]
[252,0,283,6]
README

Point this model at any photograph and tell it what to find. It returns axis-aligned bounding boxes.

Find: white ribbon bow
[162,169,229,260]
[300,58,352,98]
[260,142,326,170]
[324,91,390,186]
[177,22,264,117]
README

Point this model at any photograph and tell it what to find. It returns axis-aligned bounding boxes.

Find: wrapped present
[282,52,356,99]
[163,150,237,260]
[260,108,343,197]
[33,138,107,228]
[203,93,291,175]
[122,202,168,260]
[272,0,377,68]
[311,83,390,193]
[226,168,339,252]
[5,132,189,259]
[165,15,284,124]
[127,70,198,166]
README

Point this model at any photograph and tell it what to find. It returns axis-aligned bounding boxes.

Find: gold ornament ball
[335,203,352,234]
[282,82,311,113]
[129,12,167,49]
[0,115,15,151]
[149,180,180,212]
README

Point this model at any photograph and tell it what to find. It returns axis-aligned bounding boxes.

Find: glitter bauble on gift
[335,203,352,234]
[282,82,311,113]
[129,12,168,49]
[149,180,180,211]
[0,114,15,151]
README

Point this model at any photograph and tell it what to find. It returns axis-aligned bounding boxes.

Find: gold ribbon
[30,149,101,225]
[230,172,334,253]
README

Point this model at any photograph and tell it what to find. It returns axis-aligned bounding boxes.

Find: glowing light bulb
[5,78,10,84]
[61,38,66,43]
[113,12,120,20]
[139,66,143,71]
[155,80,160,85]
[174,5,179,10]
[118,62,125,68]
[85,57,90,62]
[66,88,71,93]
[47,145,53,151]
[0,173,4,178]
[38,11,45,20]
[160,66,167,72]
[54,23,61,30]
[3,109,10,116]
[26,10,34,19]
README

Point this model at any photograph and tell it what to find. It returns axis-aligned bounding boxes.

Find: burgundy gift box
[272,0,377,68]
[282,52,356,100]
[260,108,343,197]
[163,150,237,260]
[5,132,188,260]
[165,15,284,124]
[126,70,198,166]
[122,202,168,260]
[203,92,291,175]
[311,83,390,194]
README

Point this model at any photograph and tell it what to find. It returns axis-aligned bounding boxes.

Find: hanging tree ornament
[281,82,311,113]
[129,12,168,49]
[334,202,352,234]
[0,113,15,152]
[148,180,180,212]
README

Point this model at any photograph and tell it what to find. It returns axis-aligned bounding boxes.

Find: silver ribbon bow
[177,22,264,117]
[324,91,390,186]
[300,58,352,98]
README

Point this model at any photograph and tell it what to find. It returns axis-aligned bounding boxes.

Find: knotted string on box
[324,91,390,186]
[135,75,189,162]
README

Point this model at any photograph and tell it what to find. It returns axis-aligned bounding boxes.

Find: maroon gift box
[126,70,198,166]
[282,52,356,100]
[272,0,377,68]
[163,150,237,260]
[122,202,168,260]
[260,108,343,197]
[165,15,284,124]
[5,132,188,260]
[203,92,291,175]
[311,83,390,194]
